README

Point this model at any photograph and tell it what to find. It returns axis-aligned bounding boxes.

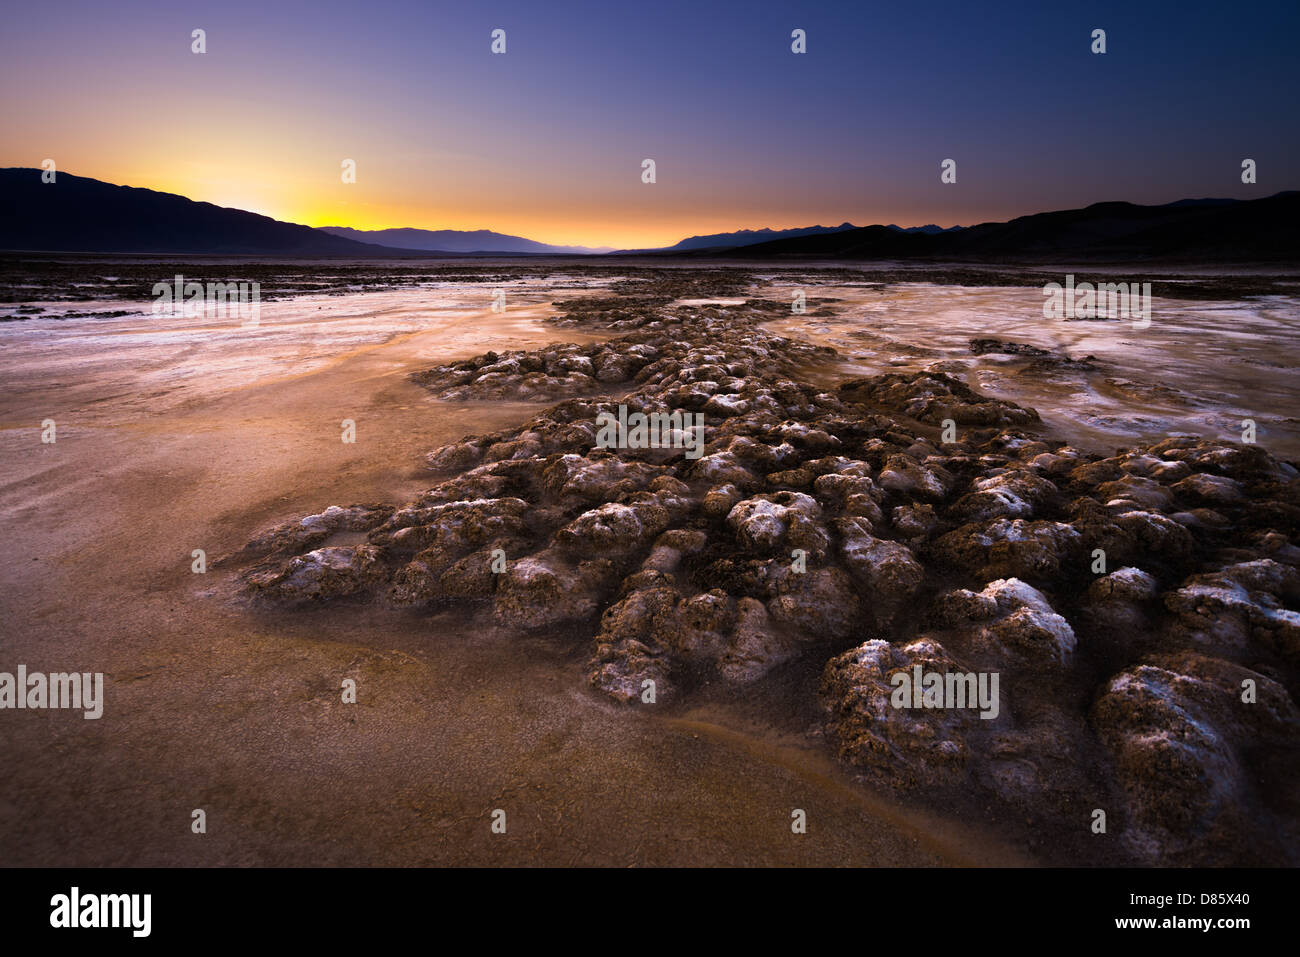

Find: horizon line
[6,165,1297,251]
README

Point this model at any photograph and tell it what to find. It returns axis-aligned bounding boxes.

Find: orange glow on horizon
[20,161,976,251]
[110,175,896,250]
[100,169,756,249]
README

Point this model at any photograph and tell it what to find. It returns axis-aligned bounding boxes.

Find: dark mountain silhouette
[652,223,859,252]
[3,169,1294,263]
[0,169,417,255]
[712,193,1300,262]
[885,223,963,235]
[619,222,961,254]
[318,225,610,255]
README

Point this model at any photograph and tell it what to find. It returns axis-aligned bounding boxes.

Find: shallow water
[765,282,1300,461]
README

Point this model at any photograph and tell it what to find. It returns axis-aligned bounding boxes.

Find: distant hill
[318,225,611,255]
[712,193,1300,262]
[619,222,962,254]
[0,168,414,255]
[885,223,963,235]
[651,223,860,253]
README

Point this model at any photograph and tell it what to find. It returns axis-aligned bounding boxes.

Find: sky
[1,0,1297,249]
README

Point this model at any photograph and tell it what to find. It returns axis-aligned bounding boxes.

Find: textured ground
[231,270,1300,865]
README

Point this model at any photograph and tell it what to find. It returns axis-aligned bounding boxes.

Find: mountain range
[0,168,1294,262]
[317,225,611,255]
[621,222,960,254]
[716,194,1299,262]
[0,169,387,256]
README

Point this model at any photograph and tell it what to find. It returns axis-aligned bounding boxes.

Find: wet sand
[0,281,1032,866]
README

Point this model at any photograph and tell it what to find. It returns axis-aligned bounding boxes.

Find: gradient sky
[2,0,1297,248]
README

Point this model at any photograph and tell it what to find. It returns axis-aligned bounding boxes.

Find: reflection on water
[765,282,1300,460]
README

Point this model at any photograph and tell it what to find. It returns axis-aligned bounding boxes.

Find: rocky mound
[408,341,661,401]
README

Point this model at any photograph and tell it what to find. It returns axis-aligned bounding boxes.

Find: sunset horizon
[4,1,1296,249]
